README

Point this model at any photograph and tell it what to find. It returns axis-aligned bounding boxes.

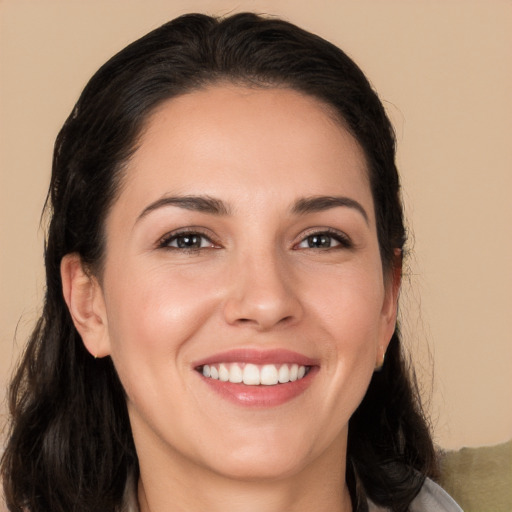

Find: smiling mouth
[198,363,311,386]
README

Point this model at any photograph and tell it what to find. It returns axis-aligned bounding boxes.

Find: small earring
[375,353,385,372]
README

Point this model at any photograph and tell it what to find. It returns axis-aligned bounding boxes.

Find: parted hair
[1,12,436,512]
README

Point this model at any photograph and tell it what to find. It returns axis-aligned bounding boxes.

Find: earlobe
[61,253,111,358]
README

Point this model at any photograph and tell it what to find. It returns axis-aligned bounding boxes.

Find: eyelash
[157,229,219,251]
[157,228,352,252]
[294,228,353,250]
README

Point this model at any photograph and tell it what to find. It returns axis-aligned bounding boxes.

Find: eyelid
[154,226,352,251]
[156,227,221,250]
[293,227,353,249]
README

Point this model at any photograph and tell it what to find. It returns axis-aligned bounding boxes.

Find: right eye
[158,231,218,251]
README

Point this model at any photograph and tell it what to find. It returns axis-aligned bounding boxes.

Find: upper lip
[192,348,319,369]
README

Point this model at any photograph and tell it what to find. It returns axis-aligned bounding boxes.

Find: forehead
[116,85,372,217]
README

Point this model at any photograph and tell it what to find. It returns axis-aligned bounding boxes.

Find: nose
[223,250,303,331]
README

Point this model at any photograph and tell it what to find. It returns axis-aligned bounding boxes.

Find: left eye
[161,232,215,249]
[296,232,349,249]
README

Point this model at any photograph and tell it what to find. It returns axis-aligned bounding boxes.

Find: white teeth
[201,362,309,386]
[228,363,243,383]
[289,364,299,381]
[260,364,279,385]
[278,364,290,383]
[218,363,229,382]
[243,364,260,385]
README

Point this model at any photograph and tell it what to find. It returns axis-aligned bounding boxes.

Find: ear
[377,249,402,367]
[61,253,111,358]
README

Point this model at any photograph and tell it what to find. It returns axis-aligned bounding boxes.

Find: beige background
[1,0,511,452]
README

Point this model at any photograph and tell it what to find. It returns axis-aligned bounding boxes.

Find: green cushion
[439,439,512,512]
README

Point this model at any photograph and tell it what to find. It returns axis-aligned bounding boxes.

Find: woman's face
[90,85,398,480]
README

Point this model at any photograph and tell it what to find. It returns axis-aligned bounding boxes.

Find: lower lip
[198,367,318,407]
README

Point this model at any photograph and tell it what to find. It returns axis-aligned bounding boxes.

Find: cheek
[103,265,221,365]
[305,264,385,384]
[101,266,223,433]
[291,265,386,449]
[307,263,385,335]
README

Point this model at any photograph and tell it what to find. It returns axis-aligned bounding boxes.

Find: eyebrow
[136,194,368,224]
[137,195,230,222]
[292,196,369,223]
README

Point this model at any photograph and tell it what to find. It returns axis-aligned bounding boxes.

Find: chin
[195,427,334,482]
[209,450,311,482]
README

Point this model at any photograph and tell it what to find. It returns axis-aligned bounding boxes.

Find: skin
[62,85,399,512]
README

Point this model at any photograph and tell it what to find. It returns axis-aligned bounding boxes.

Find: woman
[1,12,462,512]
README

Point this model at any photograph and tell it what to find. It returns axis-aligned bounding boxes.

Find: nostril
[223,287,303,330]
[235,315,294,327]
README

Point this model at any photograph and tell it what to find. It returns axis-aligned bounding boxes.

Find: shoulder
[409,478,463,511]
[368,478,463,512]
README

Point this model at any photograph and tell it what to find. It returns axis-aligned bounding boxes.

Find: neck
[135,435,353,512]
